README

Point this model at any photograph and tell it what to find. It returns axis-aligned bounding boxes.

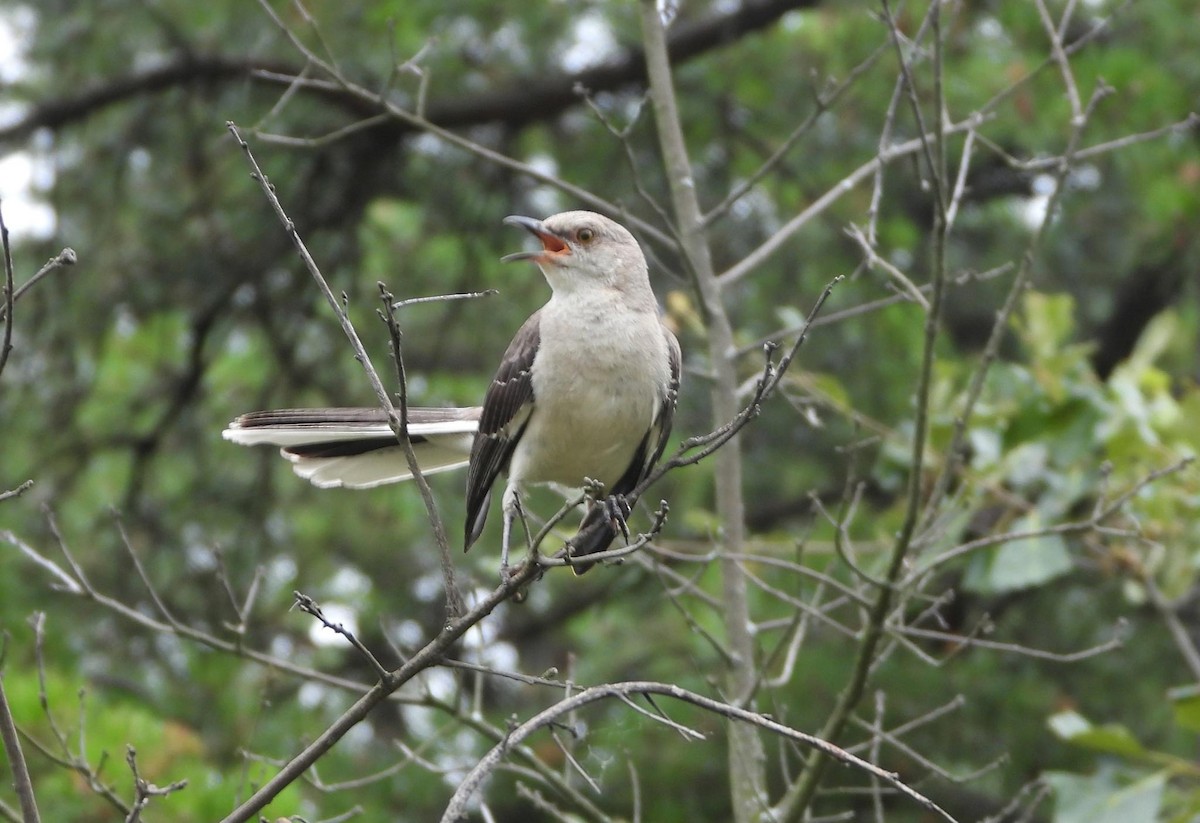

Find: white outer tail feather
[222,412,478,489]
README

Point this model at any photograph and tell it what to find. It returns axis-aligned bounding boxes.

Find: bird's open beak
[501,215,571,263]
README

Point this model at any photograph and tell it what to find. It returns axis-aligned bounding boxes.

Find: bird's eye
[577,227,595,243]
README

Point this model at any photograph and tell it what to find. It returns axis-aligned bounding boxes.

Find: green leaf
[1047,709,1092,740]
[1170,686,1200,733]
[1048,713,1146,758]
[1045,769,1164,823]
[1015,291,1076,359]
[963,513,1073,594]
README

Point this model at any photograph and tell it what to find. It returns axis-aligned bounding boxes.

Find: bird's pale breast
[513,297,669,490]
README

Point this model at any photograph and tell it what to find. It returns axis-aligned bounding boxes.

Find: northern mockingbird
[224,211,681,573]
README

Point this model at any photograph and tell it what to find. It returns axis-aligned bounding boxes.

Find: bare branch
[896,624,1125,663]
[378,283,464,616]
[123,745,187,823]
[217,558,542,823]
[21,615,129,815]
[919,78,1115,534]
[0,673,40,823]
[775,3,956,815]
[441,681,957,823]
[705,39,890,228]
[924,457,1194,568]
[2,524,423,699]
[293,591,389,681]
[0,481,34,504]
[0,204,14,379]
[845,224,930,310]
[0,531,83,594]
[0,247,77,323]
[227,120,466,616]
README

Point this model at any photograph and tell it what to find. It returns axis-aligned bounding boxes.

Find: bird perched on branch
[224,211,681,574]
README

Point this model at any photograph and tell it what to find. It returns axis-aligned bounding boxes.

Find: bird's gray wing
[464,310,541,550]
[611,323,681,497]
[643,325,682,476]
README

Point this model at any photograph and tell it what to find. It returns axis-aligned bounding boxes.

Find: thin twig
[717,4,1136,290]
[998,113,1199,171]
[896,624,1124,663]
[919,78,1115,532]
[217,557,541,823]
[124,745,187,823]
[378,283,464,616]
[0,480,34,503]
[775,3,955,816]
[250,0,677,253]
[0,204,15,378]
[739,262,1012,356]
[24,614,129,814]
[227,120,467,617]
[1,525,423,700]
[944,127,977,231]
[113,512,181,627]
[440,681,957,823]
[0,247,77,322]
[0,673,41,823]
[845,224,930,310]
[391,289,497,310]
[1139,576,1200,680]
[579,89,676,240]
[0,531,82,594]
[293,591,390,681]
[705,39,890,228]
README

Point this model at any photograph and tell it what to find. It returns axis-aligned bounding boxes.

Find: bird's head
[501,211,648,295]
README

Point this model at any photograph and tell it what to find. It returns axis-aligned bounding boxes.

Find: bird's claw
[499,561,530,603]
[604,494,632,544]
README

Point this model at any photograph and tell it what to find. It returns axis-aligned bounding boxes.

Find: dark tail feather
[566,506,621,575]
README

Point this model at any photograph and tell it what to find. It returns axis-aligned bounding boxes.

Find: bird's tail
[223,407,480,489]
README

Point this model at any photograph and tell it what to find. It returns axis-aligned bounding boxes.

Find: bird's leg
[500,485,531,582]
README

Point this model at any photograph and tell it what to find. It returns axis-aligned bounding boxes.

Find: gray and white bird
[224,211,681,573]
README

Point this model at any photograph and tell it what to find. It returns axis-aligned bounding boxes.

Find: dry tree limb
[440,681,957,823]
[0,669,41,823]
[226,120,466,618]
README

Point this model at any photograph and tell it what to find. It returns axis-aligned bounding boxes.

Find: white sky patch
[0,9,55,240]
[298,680,328,709]
[307,601,359,647]
[560,13,618,73]
[266,553,298,589]
[326,565,373,598]
[0,7,33,84]
[1014,173,1057,229]
[393,618,425,648]
[413,570,445,602]
[0,153,56,240]
[1070,163,1101,191]
[526,153,563,216]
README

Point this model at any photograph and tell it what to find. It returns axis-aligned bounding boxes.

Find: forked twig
[441,681,957,823]
[226,120,466,618]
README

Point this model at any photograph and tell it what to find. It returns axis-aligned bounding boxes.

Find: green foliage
[1046,707,1200,823]
[0,661,302,820]
[2,0,1199,820]
[878,291,1200,596]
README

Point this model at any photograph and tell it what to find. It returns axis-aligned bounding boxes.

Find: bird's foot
[499,561,530,603]
[603,494,632,544]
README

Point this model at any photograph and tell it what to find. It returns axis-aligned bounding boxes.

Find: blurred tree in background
[1,0,1198,821]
